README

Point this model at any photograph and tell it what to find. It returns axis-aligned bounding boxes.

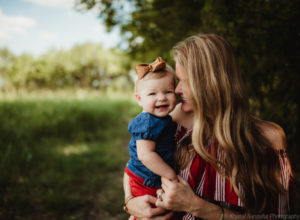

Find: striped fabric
[175,125,294,219]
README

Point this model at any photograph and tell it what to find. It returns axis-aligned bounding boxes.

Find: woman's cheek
[183,85,192,99]
[181,99,193,113]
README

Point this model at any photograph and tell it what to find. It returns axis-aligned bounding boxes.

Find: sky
[0,0,121,56]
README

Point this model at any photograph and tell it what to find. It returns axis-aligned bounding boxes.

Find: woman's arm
[156,176,256,220]
[137,140,177,180]
[123,172,173,219]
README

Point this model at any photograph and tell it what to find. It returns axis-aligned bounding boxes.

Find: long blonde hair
[173,34,285,213]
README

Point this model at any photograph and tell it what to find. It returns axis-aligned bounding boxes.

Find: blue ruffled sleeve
[128,112,169,142]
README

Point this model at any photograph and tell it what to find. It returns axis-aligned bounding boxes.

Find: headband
[135,57,166,80]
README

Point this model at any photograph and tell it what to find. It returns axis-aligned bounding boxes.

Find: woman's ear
[135,93,142,106]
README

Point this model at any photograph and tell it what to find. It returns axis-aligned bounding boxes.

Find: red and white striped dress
[175,125,294,219]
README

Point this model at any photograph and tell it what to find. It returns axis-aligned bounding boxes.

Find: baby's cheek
[172,95,177,104]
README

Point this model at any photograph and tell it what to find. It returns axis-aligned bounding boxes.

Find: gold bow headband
[135,57,166,80]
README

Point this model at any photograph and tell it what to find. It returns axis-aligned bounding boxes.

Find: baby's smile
[155,104,169,109]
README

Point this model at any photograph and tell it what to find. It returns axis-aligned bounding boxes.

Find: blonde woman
[123,34,294,219]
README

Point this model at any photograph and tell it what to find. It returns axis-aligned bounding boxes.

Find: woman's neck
[181,111,194,130]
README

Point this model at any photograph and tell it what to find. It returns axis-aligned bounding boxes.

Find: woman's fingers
[156,189,164,201]
[177,175,188,185]
[136,195,172,220]
[151,211,174,220]
[161,176,180,196]
[145,195,167,216]
[148,207,168,217]
[162,211,174,220]
[146,194,158,204]
[127,195,167,218]
[161,176,172,185]
[156,190,172,210]
[157,175,197,212]
[155,195,165,208]
[161,177,176,192]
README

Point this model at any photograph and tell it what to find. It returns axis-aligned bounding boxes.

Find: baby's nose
[158,93,167,100]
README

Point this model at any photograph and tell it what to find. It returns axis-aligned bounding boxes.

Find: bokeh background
[0,0,299,219]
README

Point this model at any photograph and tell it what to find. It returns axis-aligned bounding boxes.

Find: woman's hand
[156,175,229,220]
[126,194,173,219]
[155,175,200,212]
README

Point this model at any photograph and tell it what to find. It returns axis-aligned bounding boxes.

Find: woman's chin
[181,100,193,113]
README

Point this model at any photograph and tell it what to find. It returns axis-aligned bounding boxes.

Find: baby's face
[136,73,176,117]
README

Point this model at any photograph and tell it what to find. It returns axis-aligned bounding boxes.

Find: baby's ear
[135,93,142,106]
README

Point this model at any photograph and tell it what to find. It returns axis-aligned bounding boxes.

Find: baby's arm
[136,140,177,181]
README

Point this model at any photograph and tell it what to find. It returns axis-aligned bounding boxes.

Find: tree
[75,0,300,166]
[0,48,15,88]
[2,43,132,91]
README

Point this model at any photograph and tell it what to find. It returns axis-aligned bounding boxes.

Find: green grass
[0,92,141,220]
[0,90,298,218]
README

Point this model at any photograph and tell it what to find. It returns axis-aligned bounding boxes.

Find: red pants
[125,167,160,197]
[125,167,177,220]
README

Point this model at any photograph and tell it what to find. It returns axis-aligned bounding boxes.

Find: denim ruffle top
[127,112,177,188]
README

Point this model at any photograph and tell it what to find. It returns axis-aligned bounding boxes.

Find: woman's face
[175,64,193,113]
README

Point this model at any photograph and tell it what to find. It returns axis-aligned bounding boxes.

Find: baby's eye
[166,91,174,94]
[148,92,156,96]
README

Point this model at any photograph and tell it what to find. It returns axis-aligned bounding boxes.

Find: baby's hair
[135,64,175,93]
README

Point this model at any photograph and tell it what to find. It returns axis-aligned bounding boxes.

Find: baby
[125,57,178,201]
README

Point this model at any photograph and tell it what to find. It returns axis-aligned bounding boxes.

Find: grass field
[0,90,140,220]
[0,90,298,219]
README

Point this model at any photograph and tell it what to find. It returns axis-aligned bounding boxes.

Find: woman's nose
[175,82,182,94]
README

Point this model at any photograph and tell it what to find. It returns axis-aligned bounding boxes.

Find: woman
[123,33,294,219]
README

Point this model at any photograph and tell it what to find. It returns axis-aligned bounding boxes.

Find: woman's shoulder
[256,119,286,151]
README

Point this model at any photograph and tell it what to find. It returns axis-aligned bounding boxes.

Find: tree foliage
[0,43,132,91]
[75,0,300,164]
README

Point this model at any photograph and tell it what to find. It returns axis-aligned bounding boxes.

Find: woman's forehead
[175,64,187,78]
